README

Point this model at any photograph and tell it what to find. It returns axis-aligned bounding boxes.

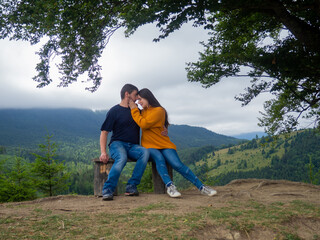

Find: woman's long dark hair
[138,88,169,128]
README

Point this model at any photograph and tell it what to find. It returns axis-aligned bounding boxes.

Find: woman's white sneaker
[200,186,217,196]
[167,184,181,198]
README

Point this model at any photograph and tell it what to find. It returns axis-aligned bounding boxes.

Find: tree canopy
[1,0,319,134]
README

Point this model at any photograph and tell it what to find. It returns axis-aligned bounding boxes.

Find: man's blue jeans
[102,141,149,194]
[149,148,203,189]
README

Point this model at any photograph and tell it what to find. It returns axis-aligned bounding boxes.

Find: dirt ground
[1,179,320,239]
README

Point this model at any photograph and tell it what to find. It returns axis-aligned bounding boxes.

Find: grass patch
[133,202,177,212]
[200,199,320,237]
[1,199,319,239]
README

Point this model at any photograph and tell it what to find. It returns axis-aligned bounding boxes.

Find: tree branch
[256,0,320,52]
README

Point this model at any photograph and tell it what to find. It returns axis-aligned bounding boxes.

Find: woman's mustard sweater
[131,107,176,150]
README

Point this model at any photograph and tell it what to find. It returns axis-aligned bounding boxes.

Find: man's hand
[100,152,110,163]
[161,126,168,136]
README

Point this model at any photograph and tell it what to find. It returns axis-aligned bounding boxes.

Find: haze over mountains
[0,108,242,150]
[231,132,267,140]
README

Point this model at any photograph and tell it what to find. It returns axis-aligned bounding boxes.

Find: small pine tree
[0,159,7,202]
[308,155,320,185]
[6,157,37,202]
[0,157,37,202]
[32,134,70,197]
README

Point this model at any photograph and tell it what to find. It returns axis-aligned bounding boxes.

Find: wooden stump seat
[93,158,173,196]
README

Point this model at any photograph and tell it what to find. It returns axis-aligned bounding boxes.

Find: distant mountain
[231,131,267,140]
[168,124,241,149]
[0,108,106,147]
[0,108,241,150]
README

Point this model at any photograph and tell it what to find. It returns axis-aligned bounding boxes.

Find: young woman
[129,88,217,198]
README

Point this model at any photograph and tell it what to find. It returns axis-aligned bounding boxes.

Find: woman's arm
[131,107,164,129]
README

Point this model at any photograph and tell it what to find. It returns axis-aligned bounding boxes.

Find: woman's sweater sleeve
[131,107,164,129]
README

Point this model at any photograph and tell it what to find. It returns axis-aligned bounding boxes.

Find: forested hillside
[0,108,241,150]
[1,108,319,201]
[181,129,320,187]
[0,108,106,147]
[0,108,242,199]
[168,124,240,149]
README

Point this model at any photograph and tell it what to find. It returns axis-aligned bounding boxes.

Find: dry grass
[1,179,320,240]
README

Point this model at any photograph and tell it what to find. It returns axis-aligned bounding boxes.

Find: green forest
[1,128,319,203]
[0,108,242,202]
[0,109,319,203]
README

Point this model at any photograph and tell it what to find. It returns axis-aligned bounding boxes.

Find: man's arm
[100,130,109,163]
[161,126,168,136]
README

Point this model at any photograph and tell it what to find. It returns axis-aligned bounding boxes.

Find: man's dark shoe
[125,184,139,196]
[102,189,113,201]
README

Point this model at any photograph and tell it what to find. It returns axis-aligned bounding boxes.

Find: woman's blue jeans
[102,141,149,194]
[149,148,203,189]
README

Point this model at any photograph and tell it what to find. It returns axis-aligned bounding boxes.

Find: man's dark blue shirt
[101,104,140,145]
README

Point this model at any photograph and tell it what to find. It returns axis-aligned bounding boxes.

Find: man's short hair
[120,84,138,99]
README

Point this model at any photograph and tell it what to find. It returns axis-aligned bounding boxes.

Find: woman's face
[137,95,149,109]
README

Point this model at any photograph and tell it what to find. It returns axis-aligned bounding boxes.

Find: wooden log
[92,158,173,196]
[92,158,113,196]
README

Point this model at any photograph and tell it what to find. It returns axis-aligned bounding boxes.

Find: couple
[100,84,217,200]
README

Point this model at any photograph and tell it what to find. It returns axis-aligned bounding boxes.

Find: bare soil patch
[1,179,320,240]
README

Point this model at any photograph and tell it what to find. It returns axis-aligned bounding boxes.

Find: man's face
[128,90,138,102]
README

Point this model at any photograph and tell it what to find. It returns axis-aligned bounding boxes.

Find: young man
[100,84,150,201]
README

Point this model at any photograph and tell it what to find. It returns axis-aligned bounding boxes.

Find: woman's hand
[129,99,138,109]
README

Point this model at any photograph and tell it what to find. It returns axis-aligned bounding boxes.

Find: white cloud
[0,23,268,135]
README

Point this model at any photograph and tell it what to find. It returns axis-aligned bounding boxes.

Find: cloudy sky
[0,23,270,136]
